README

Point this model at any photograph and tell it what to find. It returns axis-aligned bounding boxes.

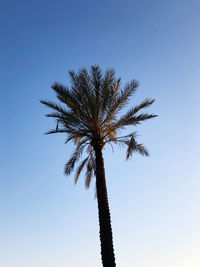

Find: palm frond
[85,154,95,189]
[105,131,148,160]
[74,157,89,184]
[102,80,138,125]
[64,145,84,175]
[69,68,97,120]
[129,113,157,123]
[131,98,155,113]
[40,100,69,115]
[51,82,77,111]
[45,128,67,135]
[64,130,92,144]
[125,138,149,160]
[45,112,84,129]
[100,68,116,117]
[91,65,102,120]
[113,112,157,131]
[111,80,138,112]
[133,143,149,157]
[52,82,91,121]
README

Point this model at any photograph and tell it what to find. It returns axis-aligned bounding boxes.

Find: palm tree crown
[41,66,157,188]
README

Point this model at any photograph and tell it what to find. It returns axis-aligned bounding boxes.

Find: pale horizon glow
[1,0,200,266]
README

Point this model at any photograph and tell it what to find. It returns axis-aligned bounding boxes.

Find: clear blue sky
[1,0,199,266]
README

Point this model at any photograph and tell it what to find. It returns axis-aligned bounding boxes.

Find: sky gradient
[1,0,200,266]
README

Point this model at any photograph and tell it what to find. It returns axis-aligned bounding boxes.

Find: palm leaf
[64,146,84,175]
[74,157,89,184]
[85,155,95,189]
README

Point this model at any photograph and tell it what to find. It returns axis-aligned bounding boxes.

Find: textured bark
[94,144,116,267]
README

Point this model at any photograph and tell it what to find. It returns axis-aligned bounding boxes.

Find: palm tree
[41,65,157,267]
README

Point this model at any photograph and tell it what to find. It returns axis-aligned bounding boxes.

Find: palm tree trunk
[94,144,116,267]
